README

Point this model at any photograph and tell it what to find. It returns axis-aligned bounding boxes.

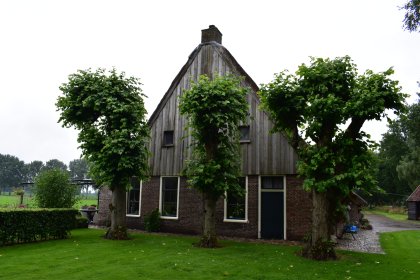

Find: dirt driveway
[336,213,420,254]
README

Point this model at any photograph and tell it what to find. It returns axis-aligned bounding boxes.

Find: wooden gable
[147,28,297,176]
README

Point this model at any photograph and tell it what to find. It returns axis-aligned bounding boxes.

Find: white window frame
[224,176,248,223]
[159,176,180,220]
[258,175,287,240]
[126,180,142,217]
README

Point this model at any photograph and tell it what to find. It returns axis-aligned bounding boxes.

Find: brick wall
[93,187,112,226]
[95,175,312,241]
[285,175,312,240]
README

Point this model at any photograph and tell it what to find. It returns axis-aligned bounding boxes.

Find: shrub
[0,209,78,246]
[75,215,89,228]
[144,208,161,232]
[34,169,79,208]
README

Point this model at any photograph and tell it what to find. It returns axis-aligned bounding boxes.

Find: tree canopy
[69,158,89,180]
[402,0,420,32]
[179,74,249,247]
[0,154,25,193]
[259,56,406,260]
[374,92,420,204]
[24,160,44,183]
[42,159,68,172]
[57,68,149,239]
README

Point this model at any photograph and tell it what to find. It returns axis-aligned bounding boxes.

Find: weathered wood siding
[149,43,297,176]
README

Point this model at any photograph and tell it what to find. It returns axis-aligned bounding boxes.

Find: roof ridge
[407,185,420,202]
[147,42,259,126]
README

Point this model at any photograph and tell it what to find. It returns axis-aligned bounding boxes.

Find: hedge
[0,208,78,246]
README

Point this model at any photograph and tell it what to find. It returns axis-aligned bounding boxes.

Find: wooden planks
[148,43,297,176]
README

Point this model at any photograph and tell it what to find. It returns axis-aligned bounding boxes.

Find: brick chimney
[201,25,222,44]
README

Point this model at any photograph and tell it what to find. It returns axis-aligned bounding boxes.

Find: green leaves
[401,0,420,32]
[179,74,249,198]
[0,209,78,246]
[34,169,78,208]
[260,56,406,195]
[56,68,149,190]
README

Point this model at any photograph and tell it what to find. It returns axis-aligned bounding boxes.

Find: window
[224,177,247,222]
[239,125,250,142]
[126,177,141,216]
[160,177,179,218]
[261,176,284,189]
[163,130,174,146]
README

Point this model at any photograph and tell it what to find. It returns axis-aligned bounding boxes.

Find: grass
[0,195,97,209]
[366,209,410,221]
[0,229,419,279]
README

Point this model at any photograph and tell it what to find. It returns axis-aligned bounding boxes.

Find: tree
[42,159,68,172]
[374,94,420,204]
[401,0,420,32]
[0,154,25,194]
[259,56,406,260]
[396,95,420,189]
[57,68,149,240]
[24,160,44,182]
[179,75,248,247]
[69,158,90,197]
[34,169,78,208]
[375,120,411,204]
[69,159,89,180]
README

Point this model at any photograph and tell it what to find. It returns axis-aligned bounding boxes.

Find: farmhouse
[95,25,313,240]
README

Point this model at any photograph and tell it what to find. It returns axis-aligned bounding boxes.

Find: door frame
[258,175,287,240]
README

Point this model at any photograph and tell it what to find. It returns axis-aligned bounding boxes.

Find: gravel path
[336,213,420,254]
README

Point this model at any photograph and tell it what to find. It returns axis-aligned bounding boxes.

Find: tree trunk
[105,186,129,240]
[199,192,218,248]
[302,189,336,260]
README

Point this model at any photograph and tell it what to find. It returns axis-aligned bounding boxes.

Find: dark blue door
[261,192,284,239]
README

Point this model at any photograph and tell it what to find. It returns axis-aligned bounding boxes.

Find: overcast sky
[0,0,419,165]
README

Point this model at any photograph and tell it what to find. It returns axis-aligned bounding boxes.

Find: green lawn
[0,195,35,208]
[366,209,408,221]
[0,229,419,280]
[0,195,97,209]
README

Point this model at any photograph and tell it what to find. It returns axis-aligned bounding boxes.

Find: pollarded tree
[259,56,406,260]
[57,68,149,240]
[179,75,249,248]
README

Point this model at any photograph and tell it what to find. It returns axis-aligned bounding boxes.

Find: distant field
[0,195,98,209]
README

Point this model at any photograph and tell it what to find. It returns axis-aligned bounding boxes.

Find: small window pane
[163,131,174,146]
[261,176,284,189]
[239,126,250,141]
[226,177,246,220]
[161,177,178,217]
[127,177,140,215]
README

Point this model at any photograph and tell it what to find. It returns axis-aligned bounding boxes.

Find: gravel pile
[336,213,420,254]
[336,228,384,254]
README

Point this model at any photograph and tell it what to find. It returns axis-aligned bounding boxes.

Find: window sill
[239,140,251,144]
[223,218,248,223]
[160,216,178,220]
[126,214,140,217]
[162,144,174,148]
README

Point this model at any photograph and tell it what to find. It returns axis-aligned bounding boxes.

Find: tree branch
[344,117,365,140]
